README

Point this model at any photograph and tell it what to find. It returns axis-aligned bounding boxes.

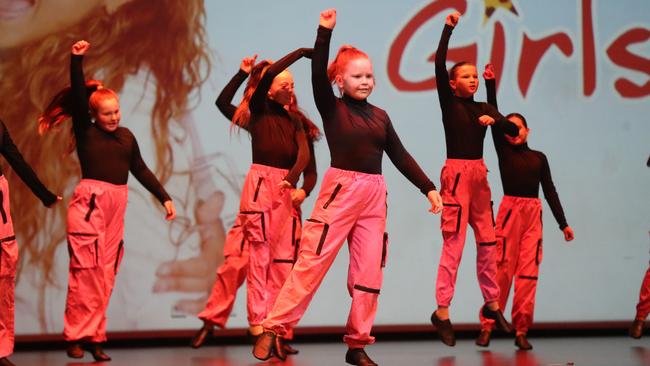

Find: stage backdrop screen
[5,0,648,335]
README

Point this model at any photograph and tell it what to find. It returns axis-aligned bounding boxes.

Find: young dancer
[253,9,442,366]
[477,64,574,350]
[0,121,59,366]
[630,157,650,339]
[631,258,650,339]
[39,40,176,362]
[430,12,518,346]
[191,55,319,355]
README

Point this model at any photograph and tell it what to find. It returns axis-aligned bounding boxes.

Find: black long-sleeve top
[70,55,170,204]
[435,25,518,159]
[0,121,57,206]
[485,79,568,230]
[312,26,436,195]
[215,68,317,195]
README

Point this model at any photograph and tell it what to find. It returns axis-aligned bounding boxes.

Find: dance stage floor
[9,336,650,366]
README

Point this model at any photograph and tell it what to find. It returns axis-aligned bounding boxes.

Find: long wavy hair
[0,0,210,330]
[231,60,321,142]
[231,60,272,131]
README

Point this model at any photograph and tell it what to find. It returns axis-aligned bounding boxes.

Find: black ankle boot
[85,343,111,362]
[515,334,532,350]
[481,305,512,333]
[430,311,456,346]
[345,348,378,366]
[66,341,84,359]
[476,329,491,347]
[252,331,276,361]
[191,323,213,348]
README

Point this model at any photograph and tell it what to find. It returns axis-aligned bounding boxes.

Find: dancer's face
[93,97,121,132]
[0,0,130,50]
[336,57,374,100]
[268,70,294,106]
[450,64,478,98]
[505,115,529,145]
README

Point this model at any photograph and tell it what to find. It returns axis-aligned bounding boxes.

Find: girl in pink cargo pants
[0,120,59,366]
[191,55,319,353]
[192,49,312,349]
[477,67,574,350]
[39,40,176,362]
[253,9,442,366]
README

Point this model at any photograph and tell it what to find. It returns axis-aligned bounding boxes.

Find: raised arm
[539,153,568,230]
[70,41,92,133]
[484,64,508,154]
[484,63,498,109]
[435,12,459,106]
[249,48,312,113]
[215,55,256,122]
[312,9,338,118]
[0,121,57,206]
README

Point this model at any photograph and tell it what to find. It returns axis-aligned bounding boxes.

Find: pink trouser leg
[267,209,301,340]
[0,177,17,358]
[240,165,292,327]
[63,180,127,343]
[480,196,542,333]
[436,159,498,308]
[264,168,387,348]
[510,199,542,334]
[198,221,248,328]
[636,265,650,320]
[344,203,387,348]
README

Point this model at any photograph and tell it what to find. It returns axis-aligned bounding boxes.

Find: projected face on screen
[3,0,219,334]
[0,0,132,49]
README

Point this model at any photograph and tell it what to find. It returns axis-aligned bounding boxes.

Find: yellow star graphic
[483,0,519,24]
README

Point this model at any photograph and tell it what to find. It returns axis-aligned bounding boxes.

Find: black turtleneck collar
[342,93,368,106]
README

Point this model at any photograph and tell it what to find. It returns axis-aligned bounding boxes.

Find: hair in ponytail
[326,44,369,83]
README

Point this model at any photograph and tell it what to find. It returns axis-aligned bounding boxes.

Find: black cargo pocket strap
[306,218,330,255]
[84,193,97,222]
[323,183,343,209]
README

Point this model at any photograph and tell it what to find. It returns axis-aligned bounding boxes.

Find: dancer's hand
[478,115,495,126]
[278,180,293,190]
[483,63,495,80]
[240,54,258,74]
[164,200,177,220]
[72,40,90,55]
[563,226,575,242]
[154,191,226,314]
[427,190,443,214]
[446,12,460,27]
[320,8,337,29]
[46,196,63,208]
[291,188,307,208]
